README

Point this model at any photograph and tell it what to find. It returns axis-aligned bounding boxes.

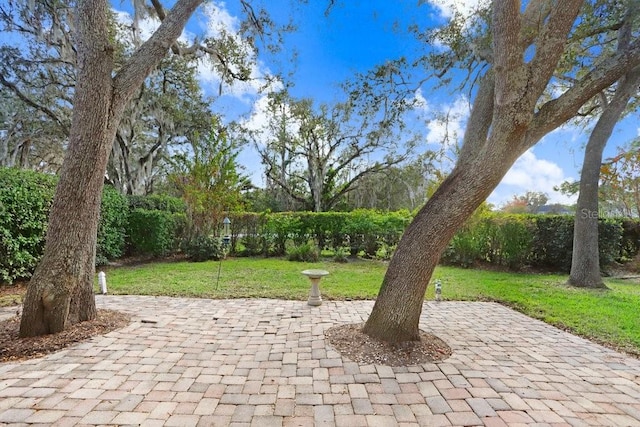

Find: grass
[97,257,640,356]
[100,257,388,300]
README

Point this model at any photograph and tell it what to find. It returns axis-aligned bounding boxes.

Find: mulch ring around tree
[0,309,131,363]
[325,323,452,366]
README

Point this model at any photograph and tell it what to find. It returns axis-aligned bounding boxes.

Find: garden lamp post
[216,217,231,289]
[222,217,231,247]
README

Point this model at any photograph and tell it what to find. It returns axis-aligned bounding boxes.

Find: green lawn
[99,257,640,356]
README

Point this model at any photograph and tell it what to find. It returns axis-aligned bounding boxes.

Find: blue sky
[121,0,640,208]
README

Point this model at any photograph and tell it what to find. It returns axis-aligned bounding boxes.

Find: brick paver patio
[1,296,639,426]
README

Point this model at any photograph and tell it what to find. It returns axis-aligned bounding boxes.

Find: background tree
[501,191,549,214]
[600,143,640,217]
[0,2,224,192]
[363,0,640,343]
[249,88,416,212]
[108,57,213,195]
[346,153,437,211]
[0,2,74,172]
[168,118,246,237]
[569,1,640,289]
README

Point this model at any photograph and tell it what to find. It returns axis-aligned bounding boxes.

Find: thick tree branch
[457,71,494,165]
[492,0,522,108]
[520,0,551,48]
[526,1,583,99]
[113,0,202,107]
[528,39,640,146]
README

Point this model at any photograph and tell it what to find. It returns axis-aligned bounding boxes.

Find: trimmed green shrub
[442,227,483,267]
[96,186,128,266]
[620,219,640,261]
[598,218,623,268]
[229,210,409,259]
[344,210,383,257]
[530,216,574,271]
[265,213,301,256]
[127,208,186,257]
[128,193,186,213]
[183,235,223,261]
[483,214,533,269]
[234,212,268,256]
[0,167,56,283]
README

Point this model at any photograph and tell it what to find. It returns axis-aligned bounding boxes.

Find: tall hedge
[96,186,129,266]
[442,213,628,272]
[227,210,412,258]
[0,168,132,283]
[0,168,57,283]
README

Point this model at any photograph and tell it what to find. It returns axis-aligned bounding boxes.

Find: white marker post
[98,271,107,295]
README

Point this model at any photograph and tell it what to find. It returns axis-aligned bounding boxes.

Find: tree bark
[569,67,640,288]
[20,0,202,337]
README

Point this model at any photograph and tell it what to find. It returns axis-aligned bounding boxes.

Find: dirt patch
[325,323,452,366]
[0,309,131,363]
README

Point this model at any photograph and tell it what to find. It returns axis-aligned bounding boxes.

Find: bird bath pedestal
[302,269,329,306]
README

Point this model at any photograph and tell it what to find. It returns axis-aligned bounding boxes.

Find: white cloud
[424,95,470,146]
[489,149,577,207]
[414,88,429,112]
[201,1,240,37]
[113,2,276,101]
[195,2,280,100]
[429,0,489,20]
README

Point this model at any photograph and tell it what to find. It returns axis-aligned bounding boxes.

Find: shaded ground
[0,306,452,367]
[0,309,130,362]
[0,281,450,366]
[0,283,453,365]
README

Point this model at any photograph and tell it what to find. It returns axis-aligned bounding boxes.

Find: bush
[332,247,349,263]
[287,243,320,262]
[344,210,383,257]
[620,219,640,261]
[598,218,623,268]
[127,208,186,257]
[0,167,56,283]
[96,186,128,266]
[530,216,574,271]
[128,193,186,213]
[234,212,268,256]
[482,214,533,269]
[442,227,482,267]
[183,235,224,261]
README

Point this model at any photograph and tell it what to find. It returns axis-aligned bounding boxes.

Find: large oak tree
[363,0,640,343]
[20,0,204,337]
[19,0,284,337]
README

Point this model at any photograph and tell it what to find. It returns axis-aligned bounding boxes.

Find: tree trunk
[363,138,525,342]
[569,66,640,288]
[20,0,202,337]
[20,0,114,336]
